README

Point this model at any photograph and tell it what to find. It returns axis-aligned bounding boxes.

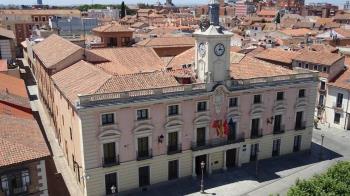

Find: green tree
[288,161,350,196]
[120,1,126,18]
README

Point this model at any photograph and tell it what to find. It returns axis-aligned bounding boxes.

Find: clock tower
[194,0,233,83]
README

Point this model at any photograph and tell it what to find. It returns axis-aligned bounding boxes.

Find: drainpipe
[344,91,350,130]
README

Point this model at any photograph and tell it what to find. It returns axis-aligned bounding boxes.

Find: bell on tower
[209,0,220,26]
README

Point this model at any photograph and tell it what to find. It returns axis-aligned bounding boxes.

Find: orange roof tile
[0,73,28,98]
[167,47,195,70]
[0,27,15,39]
[33,34,82,68]
[255,48,300,64]
[230,54,297,79]
[0,114,50,167]
[135,36,195,48]
[92,23,134,33]
[95,71,180,94]
[257,9,277,16]
[293,50,344,66]
[0,60,7,72]
[90,47,164,75]
[279,28,316,37]
[52,60,112,104]
[329,68,350,90]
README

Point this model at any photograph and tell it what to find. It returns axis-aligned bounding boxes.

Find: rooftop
[279,28,316,37]
[135,36,195,48]
[32,34,82,68]
[0,27,15,39]
[0,114,50,167]
[329,68,350,90]
[255,48,300,64]
[90,47,164,75]
[293,50,344,66]
[166,47,195,70]
[92,23,134,33]
[230,54,297,80]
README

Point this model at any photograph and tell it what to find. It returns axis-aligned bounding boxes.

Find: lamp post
[320,134,325,160]
[110,185,116,195]
[255,148,259,178]
[200,161,205,194]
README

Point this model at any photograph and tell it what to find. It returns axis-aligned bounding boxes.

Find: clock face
[214,43,225,56]
[198,42,206,57]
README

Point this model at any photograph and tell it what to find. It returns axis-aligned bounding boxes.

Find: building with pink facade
[23,1,319,195]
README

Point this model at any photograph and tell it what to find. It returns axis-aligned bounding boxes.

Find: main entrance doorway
[195,155,207,176]
[226,149,236,168]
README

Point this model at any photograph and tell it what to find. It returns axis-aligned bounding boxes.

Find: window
[1,170,30,195]
[101,113,114,125]
[34,16,39,22]
[313,65,318,70]
[251,118,260,138]
[139,166,150,187]
[319,95,324,106]
[69,127,72,140]
[196,127,206,146]
[168,160,179,180]
[168,132,179,153]
[227,120,236,141]
[197,101,207,112]
[298,62,302,67]
[105,173,117,194]
[323,67,327,72]
[103,142,117,166]
[298,89,305,98]
[320,81,326,90]
[272,139,281,156]
[137,137,150,158]
[250,143,259,161]
[305,64,309,69]
[293,135,302,152]
[137,109,149,120]
[276,92,284,101]
[121,37,130,46]
[334,113,341,124]
[273,115,282,133]
[336,93,343,108]
[168,105,179,116]
[295,111,304,130]
[253,94,262,104]
[229,97,238,107]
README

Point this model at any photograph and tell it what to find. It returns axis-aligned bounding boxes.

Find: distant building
[235,0,256,16]
[87,7,120,21]
[49,17,99,36]
[345,1,350,11]
[0,27,16,60]
[277,0,304,14]
[37,0,43,5]
[92,22,134,48]
[301,3,338,18]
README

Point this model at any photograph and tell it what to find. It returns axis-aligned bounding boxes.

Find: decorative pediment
[133,124,154,135]
[295,100,307,109]
[165,119,183,130]
[273,102,287,112]
[227,108,241,119]
[98,129,121,141]
[194,115,211,125]
[250,105,264,115]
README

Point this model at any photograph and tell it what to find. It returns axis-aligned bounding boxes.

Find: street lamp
[255,149,260,178]
[110,185,116,195]
[200,161,205,194]
[320,134,325,160]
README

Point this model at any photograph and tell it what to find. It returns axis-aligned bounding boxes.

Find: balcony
[191,133,245,151]
[273,125,285,134]
[102,155,120,167]
[333,102,343,111]
[250,128,263,139]
[295,121,306,130]
[136,149,153,161]
[167,144,182,155]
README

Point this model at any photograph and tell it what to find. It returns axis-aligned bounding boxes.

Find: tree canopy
[288,161,350,196]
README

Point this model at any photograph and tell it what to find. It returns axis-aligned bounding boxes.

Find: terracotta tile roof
[90,47,164,75]
[92,23,134,33]
[230,54,297,79]
[135,36,195,48]
[166,47,195,70]
[333,13,350,20]
[0,91,31,109]
[0,27,15,39]
[32,34,82,68]
[95,71,180,94]
[279,28,316,37]
[329,68,350,90]
[255,48,300,64]
[308,44,337,53]
[0,102,32,119]
[257,9,277,16]
[0,114,50,167]
[0,73,28,98]
[0,60,7,72]
[52,60,112,104]
[334,28,350,38]
[293,50,344,66]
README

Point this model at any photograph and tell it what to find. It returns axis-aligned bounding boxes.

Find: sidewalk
[22,59,83,196]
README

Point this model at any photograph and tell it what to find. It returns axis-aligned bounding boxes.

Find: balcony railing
[102,155,120,167]
[273,125,285,134]
[333,102,343,111]
[319,88,327,94]
[295,121,306,130]
[136,149,153,161]
[167,144,182,155]
[250,128,263,139]
[191,133,245,151]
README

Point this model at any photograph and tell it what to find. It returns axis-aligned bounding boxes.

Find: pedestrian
[314,117,319,129]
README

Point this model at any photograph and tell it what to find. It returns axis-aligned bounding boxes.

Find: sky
[0,0,346,7]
